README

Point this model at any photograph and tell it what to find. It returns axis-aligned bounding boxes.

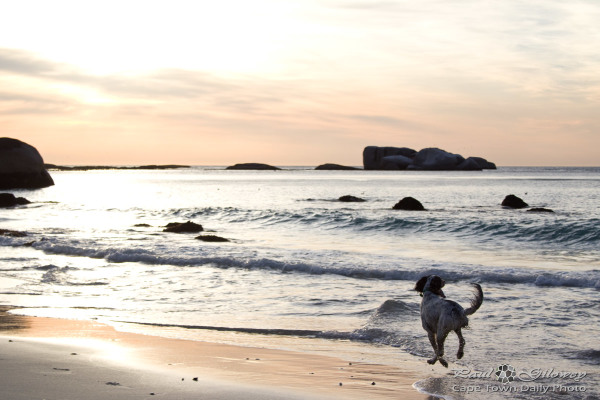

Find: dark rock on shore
[393,197,426,211]
[338,195,366,202]
[315,164,360,171]
[226,163,280,170]
[363,146,496,171]
[163,221,204,233]
[196,235,230,242]
[0,138,54,189]
[502,195,529,209]
[0,193,30,207]
[527,207,555,213]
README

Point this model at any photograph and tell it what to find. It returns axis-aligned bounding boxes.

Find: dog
[414,275,483,367]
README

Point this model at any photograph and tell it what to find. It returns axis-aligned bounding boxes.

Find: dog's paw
[439,358,449,368]
[457,350,464,359]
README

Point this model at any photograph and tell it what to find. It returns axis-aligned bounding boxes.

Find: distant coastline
[44,164,190,171]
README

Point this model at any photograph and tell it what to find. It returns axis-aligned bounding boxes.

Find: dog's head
[414,275,446,297]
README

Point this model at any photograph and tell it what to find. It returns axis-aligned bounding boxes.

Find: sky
[1,0,599,166]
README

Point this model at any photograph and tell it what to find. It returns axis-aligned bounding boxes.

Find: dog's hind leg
[426,331,438,365]
[436,329,450,368]
[456,328,466,360]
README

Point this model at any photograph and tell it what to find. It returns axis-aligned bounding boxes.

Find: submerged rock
[0,138,54,189]
[393,197,425,211]
[0,193,30,207]
[527,207,555,213]
[226,163,280,170]
[0,228,28,237]
[163,221,204,233]
[338,195,366,202]
[196,235,230,242]
[502,195,529,209]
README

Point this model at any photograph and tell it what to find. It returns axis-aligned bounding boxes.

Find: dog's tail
[464,283,483,316]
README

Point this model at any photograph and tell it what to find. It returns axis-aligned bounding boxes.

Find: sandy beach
[0,306,428,399]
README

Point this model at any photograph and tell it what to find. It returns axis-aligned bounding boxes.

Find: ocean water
[1,167,599,399]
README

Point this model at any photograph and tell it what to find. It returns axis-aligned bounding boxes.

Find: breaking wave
[17,239,599,289]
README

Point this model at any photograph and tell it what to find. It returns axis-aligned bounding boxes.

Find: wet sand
[0,306,428,399]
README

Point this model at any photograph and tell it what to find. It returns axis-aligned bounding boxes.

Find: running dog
[414,275,483,367]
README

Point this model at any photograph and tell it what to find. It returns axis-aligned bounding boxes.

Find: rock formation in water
[315,163,360,171]
[163,221,204,233]
[338,195,366,202]
[226,163,280,170]
[0,193,30,207]
[363,146,496,171]
[501,195,529,209]
[196,235,230,242]
[0,138,54,189]
[392,197,426,211]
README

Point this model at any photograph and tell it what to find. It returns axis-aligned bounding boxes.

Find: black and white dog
[414,275,483,367]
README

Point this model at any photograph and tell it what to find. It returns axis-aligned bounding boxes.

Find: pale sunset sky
[1,0,599,166]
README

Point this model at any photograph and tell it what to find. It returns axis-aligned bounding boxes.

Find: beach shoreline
[0,306,429,400]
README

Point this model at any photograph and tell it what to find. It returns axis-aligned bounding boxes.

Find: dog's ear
[430,276,444,292]
[414,276,429,293]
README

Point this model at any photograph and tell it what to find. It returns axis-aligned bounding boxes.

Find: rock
[0,228,28,237]
[363,146,496,170]
[380,155,414,170]
[392,197,426,211]
[527,207,554,213]
[502,195,529,209]
[163,221,204,233]
[196,235,230,242]
[315,163,360,170]
[466,156,496,170]
[411,148,465,170]
[338,195,366,202]
[456,157,483,171]
[133,223,152,227]
[363,146,417,170]
[226,163,280,170]
[0,138,54,189]
[0,193,30,207]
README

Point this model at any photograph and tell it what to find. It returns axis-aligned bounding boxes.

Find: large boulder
[363,146,417,170]
[410,148,465,170]
[392,197,426,211]
[380,155,413,170]
[362,146,496,171]
[0,138,54,189]
[502,195,529,209]
[466,156,496,170]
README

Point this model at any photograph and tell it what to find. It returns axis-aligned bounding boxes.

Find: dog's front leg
[427,331,438,365]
